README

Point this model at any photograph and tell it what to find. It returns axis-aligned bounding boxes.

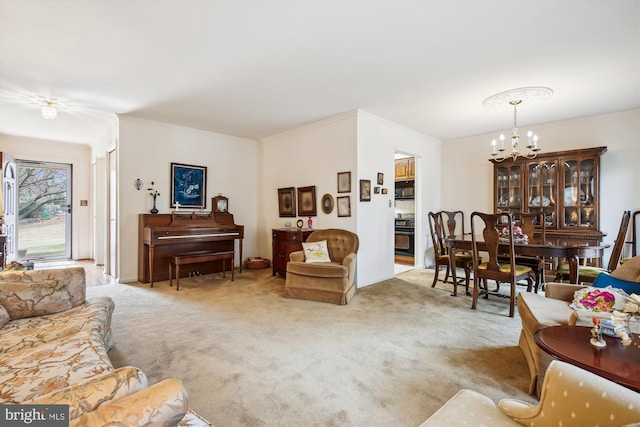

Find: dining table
[445,235,610,296]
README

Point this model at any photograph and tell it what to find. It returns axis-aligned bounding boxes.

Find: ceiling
[1,1,638,148]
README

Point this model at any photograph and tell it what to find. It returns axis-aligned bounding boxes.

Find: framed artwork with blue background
[170,163,207,209]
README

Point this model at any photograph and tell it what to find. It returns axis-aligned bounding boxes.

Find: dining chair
[622,210,640,263]
[470,211,535,317]
[499,211,546,292]
[428,211,474,296]
[554,210,631,283]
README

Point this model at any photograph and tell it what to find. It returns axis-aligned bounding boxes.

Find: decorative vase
[150,195,159,214]
[308,216,313,229]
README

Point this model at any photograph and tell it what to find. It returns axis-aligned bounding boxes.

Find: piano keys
[138,210,244,285]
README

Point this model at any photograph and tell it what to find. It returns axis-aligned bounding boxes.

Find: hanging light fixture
[41,100,58,120]
[483,87,553,162]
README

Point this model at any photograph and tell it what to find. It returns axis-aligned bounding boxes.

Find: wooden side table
[534,325,640,392]
[272,228,314,277]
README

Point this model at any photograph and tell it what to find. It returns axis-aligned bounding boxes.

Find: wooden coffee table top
[534,325,640,392]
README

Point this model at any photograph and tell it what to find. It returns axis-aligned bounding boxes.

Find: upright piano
[138,210,244,285]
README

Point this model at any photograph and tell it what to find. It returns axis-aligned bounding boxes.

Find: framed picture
[337,196,351,217]
[359,179,371,202]
[381,188,388,194]
[374,186,380,194]
[278,187,296,217]
[321,193,334,214]
[337,171,351,193]
[170,163,207,209]
[377,172,384,185]
[297,186,317,216]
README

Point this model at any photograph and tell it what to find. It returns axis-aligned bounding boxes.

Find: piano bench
[168,250,235,290]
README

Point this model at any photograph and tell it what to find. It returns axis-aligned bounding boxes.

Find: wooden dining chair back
[428,211,452,285]
[428,211,474,295]
[605,210,632,271]
[622,210,640,263]
[470,211,534,317]
[515,211,546,291]
[555,210,631,282]
[441,210,466,238]
[519,211,545,241]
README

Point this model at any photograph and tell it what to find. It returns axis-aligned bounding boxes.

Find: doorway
[394,152,416,274]
[16,160,72,261]
[107,149,117,278]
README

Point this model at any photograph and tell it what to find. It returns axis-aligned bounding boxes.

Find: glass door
[562,159,596,229]
[526,161,558,227]
[16,161,72,261]
[495,165,521,224]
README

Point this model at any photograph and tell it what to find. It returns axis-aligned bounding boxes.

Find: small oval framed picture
[321,193,334,214]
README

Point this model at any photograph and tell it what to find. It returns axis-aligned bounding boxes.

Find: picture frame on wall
[381,188,388,194]
[321,193,334,214]
[278,187,296,217]
[359,179,371,202]
[377,172,384,185]
[337,171,351,193]
[170,162,207,209]
[374,186,380,194]
[297,186,317,216]
[337,196,351,217]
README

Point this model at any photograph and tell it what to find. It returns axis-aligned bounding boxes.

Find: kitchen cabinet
[395,157,415,181]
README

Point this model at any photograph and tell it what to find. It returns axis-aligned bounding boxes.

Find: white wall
[117,116,259,283]
[0,134,92,260]
[92,158,106,265]
[356,111,442,285]
[260,109,442,287]
[258,111,358,258]
[90,114,119,266]
[442,108,640,263]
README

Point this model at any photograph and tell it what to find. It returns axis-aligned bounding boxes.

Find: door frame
[16,160,72,260]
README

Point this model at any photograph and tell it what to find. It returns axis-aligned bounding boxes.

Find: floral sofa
[0,267,210,426]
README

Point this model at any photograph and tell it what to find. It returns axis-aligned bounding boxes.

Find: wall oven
[394,217,415,257]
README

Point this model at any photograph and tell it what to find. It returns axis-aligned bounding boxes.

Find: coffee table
[534,325,640,392]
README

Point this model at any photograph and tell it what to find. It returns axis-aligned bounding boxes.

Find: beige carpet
[87,268,537,427]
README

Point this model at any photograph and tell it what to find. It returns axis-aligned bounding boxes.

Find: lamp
[41,100,58,120]
[483,87,553,162]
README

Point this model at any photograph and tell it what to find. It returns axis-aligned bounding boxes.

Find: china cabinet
[491,147,606,241]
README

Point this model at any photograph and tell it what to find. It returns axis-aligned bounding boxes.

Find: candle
[491,139,497,154]
[499,134,505,150]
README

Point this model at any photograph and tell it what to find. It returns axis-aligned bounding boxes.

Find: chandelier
[483,87,553,162]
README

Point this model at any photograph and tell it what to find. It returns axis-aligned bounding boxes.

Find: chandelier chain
[489,94,545,162]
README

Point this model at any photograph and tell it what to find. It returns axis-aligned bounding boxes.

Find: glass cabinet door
[496,165,521,224]
[562,159,596,229]
[526,161,557,227]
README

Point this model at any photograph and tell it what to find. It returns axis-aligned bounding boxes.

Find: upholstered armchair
[284,229,359,305]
